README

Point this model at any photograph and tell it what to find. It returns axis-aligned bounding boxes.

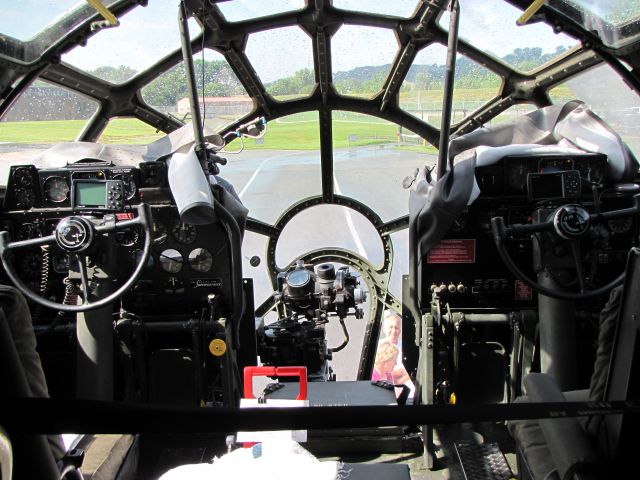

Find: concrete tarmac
[220,145,437,379]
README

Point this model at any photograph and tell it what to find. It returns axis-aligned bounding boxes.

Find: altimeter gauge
[188,248,213,272]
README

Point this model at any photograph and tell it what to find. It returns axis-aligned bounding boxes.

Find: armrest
[523,373,600,480]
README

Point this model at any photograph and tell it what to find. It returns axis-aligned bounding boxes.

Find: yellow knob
[449,392,457,404]
[209,338,227,357]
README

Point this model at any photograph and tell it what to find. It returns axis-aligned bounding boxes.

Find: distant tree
[414,72,432,91]
[89,65,137,83]
[143,59,245,106]
[267,68,316,96]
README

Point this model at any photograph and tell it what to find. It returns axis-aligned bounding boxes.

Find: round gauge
[171,222,197,244]
[287,269,311,287]
[18,223,41,240]
[113,174,137,200]
[507,164,527,191]
[13,168,33,187]
[43,176,70,203]
[159,248,183,273]
[163,276,185,294]
[152,221,168,244]
[52,254,70,274]
[116,227,139,247]
[133,249,154,269]
[608,217,633,234]
[21,252,42,279]
[15,189,36,209]
[188,248,213,272]
[539,158,571,173]
[142,163,165,187]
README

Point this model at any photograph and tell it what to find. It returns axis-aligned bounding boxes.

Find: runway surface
[219,145,438,379]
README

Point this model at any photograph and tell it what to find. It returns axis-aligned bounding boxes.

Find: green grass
[0,94,495,153]
[0,115,439,153]
[224,114,432,151]
[99,118,165,144]
[0,118,165,144]
[0,119,88,143]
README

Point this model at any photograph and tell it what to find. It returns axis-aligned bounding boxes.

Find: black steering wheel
[491,195,640,300]
[0,203,153,312]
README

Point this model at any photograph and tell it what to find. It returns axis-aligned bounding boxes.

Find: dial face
[188,248,213,272]
[113,174,137,200]
[142,163,165,187]
[18,223,41,240]
[14,168,33,187]
[116,227,139,246]
[152,221,168,244]
[608,217,633,234]
[287,268,311,287]
[163,276,184,294]
[21,252,43,279]
[507,163,528,191]
[43,176,70,203]
[159,248,183,273]
[171,222,197,244]
[133,249,154,269]
[15,189,36,209]
[52,254,70,274]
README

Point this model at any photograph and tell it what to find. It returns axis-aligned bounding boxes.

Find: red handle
[243,366,308,400]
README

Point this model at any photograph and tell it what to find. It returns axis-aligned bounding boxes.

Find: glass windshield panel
[0,80,98,144]
[332,26,398,98]
[142,50,253,131]
[488,104,538,126]
[216,0,305,22]
[2,0,122,63]
[218,113,321,224]
[1,0,81,40]
[440,0,578,72]
[400,44,501,128]
[548,0,640,48]
[246,27,315,100]
[549,64,640,157]
[275,205,385,269]
[63,1,200,84]
[97,118,164,144]
[333,0,419,18]
[332,112,436,221]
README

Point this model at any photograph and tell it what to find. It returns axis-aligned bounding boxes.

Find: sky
[1,0,579,83]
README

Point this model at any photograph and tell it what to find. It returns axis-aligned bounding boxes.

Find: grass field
[0,118,165,144]
[0,112,438,153]
[0,90,547,153]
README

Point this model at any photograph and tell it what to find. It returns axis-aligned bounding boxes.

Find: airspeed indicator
[188,248,213,272]
[171,222,197,244]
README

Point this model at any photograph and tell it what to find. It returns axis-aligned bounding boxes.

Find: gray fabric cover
[409,101,639,262]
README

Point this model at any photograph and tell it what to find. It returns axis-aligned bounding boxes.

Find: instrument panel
[120,205,233,315]
[3,161,167,211]
[0,161,234,317]
[420,152,637,310]
[475,153,607,197]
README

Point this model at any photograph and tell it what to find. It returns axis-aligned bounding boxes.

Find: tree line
[87,46,569,106]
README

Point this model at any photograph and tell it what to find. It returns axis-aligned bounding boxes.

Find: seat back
[601,247,640,463]
[0,308,59,480]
